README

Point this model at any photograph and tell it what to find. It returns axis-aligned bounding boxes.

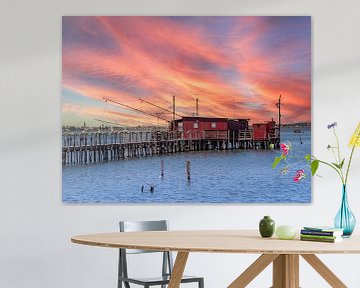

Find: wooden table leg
[288,255,299,288]
[168,252,189,288]
[228,254,279,288]
[272,254,299,288]
[301,254,347,288]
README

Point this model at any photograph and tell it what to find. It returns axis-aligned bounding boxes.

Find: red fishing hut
[252,121,276,140]
[171,117,229,140]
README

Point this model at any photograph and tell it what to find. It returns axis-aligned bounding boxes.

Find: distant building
[171,116,229,140]
[171,117,252,140]
[228,119,251,142]
[252,121,276,140]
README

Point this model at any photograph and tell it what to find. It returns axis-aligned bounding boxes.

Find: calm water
[62,127,311,203]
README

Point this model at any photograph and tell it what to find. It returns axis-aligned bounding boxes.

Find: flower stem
[333,128,345,180]
[313,157,344,184]
[333,128,342,162]
[345,145,356,185]
[330,147,338,163]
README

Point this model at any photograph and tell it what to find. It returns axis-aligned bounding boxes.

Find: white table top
[71,230,360,254]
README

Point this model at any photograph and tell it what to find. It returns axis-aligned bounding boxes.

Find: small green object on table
[259,216,275,238]
[275,225,297,240]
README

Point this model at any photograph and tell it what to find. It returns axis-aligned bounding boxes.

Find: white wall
[1,0,360,287]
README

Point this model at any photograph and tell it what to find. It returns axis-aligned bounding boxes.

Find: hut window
[193,122,199,129]
[211,122,216,128]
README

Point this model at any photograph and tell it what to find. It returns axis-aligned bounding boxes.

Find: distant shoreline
[61,122,311,132]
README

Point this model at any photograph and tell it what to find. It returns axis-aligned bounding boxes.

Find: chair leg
[118,279,130,288]
[118,249,122,288]
[198,278,204,288]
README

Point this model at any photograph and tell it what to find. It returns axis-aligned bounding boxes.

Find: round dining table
[72,230,360,288]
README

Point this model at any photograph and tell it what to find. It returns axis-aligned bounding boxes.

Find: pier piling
[62,130,279,165]
[186,160,191,181]
[160,160,164,178]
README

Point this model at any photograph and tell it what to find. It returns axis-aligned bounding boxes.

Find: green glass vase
[259,216,275,237]
[334,185,356,237]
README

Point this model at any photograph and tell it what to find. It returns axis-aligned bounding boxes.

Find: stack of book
[300,226,344,243]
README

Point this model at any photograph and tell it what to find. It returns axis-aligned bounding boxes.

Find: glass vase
[334,185,356,237]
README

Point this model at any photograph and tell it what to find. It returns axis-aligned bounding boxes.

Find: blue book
[302,226,343,236]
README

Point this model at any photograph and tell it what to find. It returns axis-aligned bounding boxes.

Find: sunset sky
[62,16,311,127]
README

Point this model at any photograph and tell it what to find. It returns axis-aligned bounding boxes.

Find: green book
[300,234,339,240]
[300,236,342,243]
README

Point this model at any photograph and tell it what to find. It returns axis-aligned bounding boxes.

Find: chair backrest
[119,220,169,254]
[120,220,168,232]
[118,220,174,284]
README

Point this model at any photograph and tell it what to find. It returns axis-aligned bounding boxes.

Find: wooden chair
[118,220,204,288]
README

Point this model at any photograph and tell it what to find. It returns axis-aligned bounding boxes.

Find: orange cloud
[62,16,311,126]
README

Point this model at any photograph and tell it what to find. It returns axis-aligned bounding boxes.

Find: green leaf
[339,158,345,169]
[332,162,341,169]
[272,156,282,169]
[311,160,319,176]
[305,155,311,162]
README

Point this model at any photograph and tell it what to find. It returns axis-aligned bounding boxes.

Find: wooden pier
[62,130,279,165]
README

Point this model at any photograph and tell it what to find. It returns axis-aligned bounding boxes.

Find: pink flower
[280,143,290,155]
[293,169,306,183]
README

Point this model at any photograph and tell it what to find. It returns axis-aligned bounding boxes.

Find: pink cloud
[62,16,311,125]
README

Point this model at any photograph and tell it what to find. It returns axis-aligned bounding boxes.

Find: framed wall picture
[62,16,311,203]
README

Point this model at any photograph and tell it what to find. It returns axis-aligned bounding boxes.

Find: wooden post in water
[160,159,164,178]
[276,94,282,143]
[186,160,191,181]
